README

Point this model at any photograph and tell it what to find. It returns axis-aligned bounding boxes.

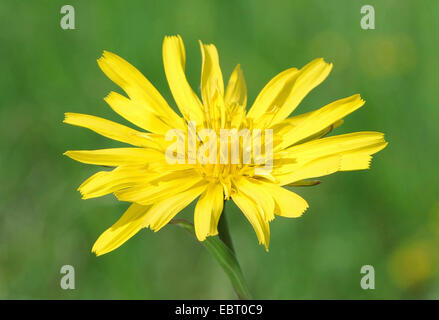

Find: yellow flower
[64,35,387,256]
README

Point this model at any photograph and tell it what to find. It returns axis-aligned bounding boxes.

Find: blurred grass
[0,0,439,299]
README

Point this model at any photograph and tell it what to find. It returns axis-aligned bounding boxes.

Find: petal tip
[97,50,114,66]
[103,91,115,102]
[63,112,77,124]
[91,247,102,257]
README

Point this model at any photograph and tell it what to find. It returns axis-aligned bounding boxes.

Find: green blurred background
[1,0,438,299]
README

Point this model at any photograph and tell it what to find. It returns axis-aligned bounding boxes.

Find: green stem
[217,200,235,254]
[170,215,251,300]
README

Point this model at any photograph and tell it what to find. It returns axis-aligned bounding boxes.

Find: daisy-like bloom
[64,35,387,256]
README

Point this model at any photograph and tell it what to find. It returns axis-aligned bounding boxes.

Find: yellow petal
[277,151,381,186]
[162,35,205,123]
[270,58,332,125]
[225,64,247,108]
[279,154,340,185]
[279,131,387,162]
[276,94,366,150]
[144,182,208,231]
[247,58,332,128]
[81,167,196,200]
[97,50,182,126]
[232,190,270,250]
[199,41,224,107]
[259,183,308,218]
[64,148,163,166]
[92,203,152,256]
[235,178,275,222]
[194,182,224,241]
[104,91,181,134]
[64,113,158,148]
[339,153,373,171]
[273,109,344,145]
[115,170,203,205]
[247,67,299,122]
[78,165,149,199]
[274,131,387,185]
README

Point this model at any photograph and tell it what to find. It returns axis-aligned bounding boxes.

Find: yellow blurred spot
[358,35,417,77]
[388,240,435,289]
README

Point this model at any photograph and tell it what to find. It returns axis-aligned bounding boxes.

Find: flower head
[64,35,387,256]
